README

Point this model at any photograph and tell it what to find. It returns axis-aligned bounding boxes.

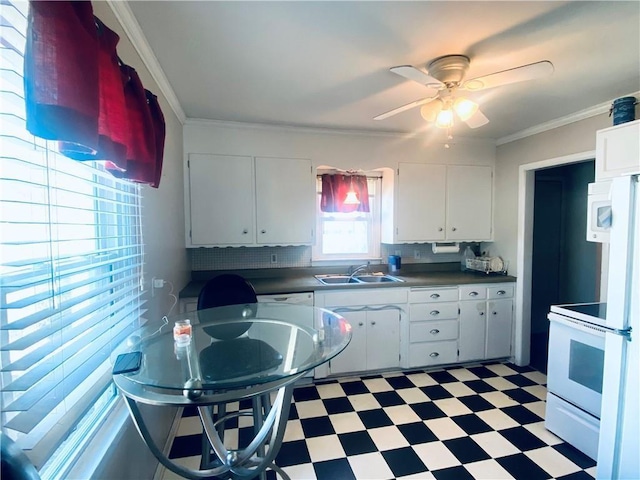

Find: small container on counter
[173,319,192,346]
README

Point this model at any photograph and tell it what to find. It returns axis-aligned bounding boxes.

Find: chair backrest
[1,432,41,480]
[197,274,257,339]
[197,274,257,310]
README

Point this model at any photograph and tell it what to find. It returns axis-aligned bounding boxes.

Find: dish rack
[465,257,508,275]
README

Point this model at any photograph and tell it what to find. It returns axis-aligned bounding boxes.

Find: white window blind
[0,0,145,465]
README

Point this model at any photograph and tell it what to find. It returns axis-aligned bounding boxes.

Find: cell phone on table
[113,351,142,375]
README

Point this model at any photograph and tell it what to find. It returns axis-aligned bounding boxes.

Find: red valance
[24,0,165,188]
[320,174,370,213]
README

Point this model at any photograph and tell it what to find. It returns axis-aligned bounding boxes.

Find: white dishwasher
[257,292,315,378]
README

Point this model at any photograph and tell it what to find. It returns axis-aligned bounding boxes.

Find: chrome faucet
[348,262,370,279]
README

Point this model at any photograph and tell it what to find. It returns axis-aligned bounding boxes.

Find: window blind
[0,0,145,461]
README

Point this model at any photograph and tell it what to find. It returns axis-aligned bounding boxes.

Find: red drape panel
[320,174,370,213]
[59,17,128,167]
[25,1,99,153]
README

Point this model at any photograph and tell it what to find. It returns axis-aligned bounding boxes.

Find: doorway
[529,161,599,372]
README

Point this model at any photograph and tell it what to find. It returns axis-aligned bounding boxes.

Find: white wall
[184,120,496,171]
[71,4,190,479]
[493,114,611,277]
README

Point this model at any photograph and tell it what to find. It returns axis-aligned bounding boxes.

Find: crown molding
[496,91,640,146]
[107,1,186,124]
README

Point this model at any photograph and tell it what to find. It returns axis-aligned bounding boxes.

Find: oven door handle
[549,313,632,339]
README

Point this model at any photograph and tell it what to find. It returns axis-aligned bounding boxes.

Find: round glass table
[113,303,351,480]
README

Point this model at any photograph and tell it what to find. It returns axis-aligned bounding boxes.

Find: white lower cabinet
[408,287,459,368]
[459,283,514,361]
[314,288,407,376]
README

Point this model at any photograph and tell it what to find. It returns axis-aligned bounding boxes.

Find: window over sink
[312,172,381,262]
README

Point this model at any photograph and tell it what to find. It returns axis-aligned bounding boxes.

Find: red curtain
[24,1,166,188]
[24,1,99,154]
[320,174,370,213]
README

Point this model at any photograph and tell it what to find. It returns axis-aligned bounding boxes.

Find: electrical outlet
[153,278,164,288]
[270,253,278,264]
[414,250,421,259]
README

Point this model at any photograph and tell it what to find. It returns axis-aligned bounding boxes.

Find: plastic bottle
[461,245,475,271]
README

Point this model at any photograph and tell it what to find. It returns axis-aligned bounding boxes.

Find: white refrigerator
[597,174,639,479]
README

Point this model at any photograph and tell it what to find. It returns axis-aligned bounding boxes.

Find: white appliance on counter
[546,175,639,477]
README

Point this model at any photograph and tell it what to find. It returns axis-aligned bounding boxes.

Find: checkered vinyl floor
[162,362,597,479]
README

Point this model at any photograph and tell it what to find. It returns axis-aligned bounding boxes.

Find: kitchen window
[313,173,381,262]
[0,1,144,473]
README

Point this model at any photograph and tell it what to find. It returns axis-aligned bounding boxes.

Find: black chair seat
[200,338,283,382]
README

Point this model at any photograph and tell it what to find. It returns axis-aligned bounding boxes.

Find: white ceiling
[126,1,640,142]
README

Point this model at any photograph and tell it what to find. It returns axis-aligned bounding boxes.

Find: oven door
[547,312,606,418]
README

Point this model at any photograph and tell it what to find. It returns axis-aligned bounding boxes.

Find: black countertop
[179,263,516,298]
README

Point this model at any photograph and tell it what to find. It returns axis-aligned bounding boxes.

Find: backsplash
[190,243,479,271]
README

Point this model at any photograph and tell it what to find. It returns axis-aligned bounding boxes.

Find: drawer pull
[358,322,364,326]
[429,352,440,358]
[469,291,479,297]
[430,293,440,299]
[242,229,248,234]
[497,290,506,295]
[451,227,457,231]
[261,229,266,234]
[430,329,440,335]
[438,227,443,232]
[430,310,440,316]
[479,311,485,316]
[371,321,376,326]
[492,311,497,315]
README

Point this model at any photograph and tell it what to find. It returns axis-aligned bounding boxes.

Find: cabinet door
[329,311,367,375]
[486,299,513,359]
[396,163,446,241]
[366,309,400,371]
[458,301,486,362]
[596,120,640,180]
[188,154,254,246]
[446,165,492,241]
[255,157,314,245]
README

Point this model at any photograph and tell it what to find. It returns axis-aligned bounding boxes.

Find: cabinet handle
[451,227,457,231]
[261,229,266,234]
[438,227,443,232]
[371,321,376,326]
[469,291,478,297]
[358,322,364,326]
[479,311,485,316]
[497,290,506,295]
[492,311,497,315]
[242,229,248,234]
[429,352,439,358]
[430,293,440,299]
[430,329,440,335]
[430,310,440,316]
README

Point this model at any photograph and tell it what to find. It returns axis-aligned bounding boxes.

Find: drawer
[410,320,458,342]
[410,302,458,321]
[488,284,514,299]
[409,287,458,303]
[409,341,458,367]
[459,285,487,300]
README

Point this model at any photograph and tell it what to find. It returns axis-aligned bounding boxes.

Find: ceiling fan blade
[463,108,489,128]
[374,96,438,120]
[390,65,444,88]
[462,60,554,91]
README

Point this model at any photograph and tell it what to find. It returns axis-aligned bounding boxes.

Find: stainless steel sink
[355,274,404,283]
[314,275,362,285]
[314,273,404,285]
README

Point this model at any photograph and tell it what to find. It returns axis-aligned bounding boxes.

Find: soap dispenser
[461,245,475,271]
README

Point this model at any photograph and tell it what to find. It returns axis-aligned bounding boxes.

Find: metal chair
[196,274,275,472]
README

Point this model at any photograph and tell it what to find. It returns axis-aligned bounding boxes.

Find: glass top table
[113,303,351,480]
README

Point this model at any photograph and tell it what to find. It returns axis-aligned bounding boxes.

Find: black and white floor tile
[162,362,597,479]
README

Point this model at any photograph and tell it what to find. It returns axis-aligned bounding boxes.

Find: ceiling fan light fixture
[453,97,479,121]
[435,108,454,128]
[420,99,443,122]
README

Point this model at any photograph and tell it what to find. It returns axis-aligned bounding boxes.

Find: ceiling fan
[374,54,554,130]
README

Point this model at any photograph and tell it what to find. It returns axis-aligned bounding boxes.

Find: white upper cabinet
[446,165,492,241]
[255,156,314,245]
[595,119,640,181]
[188,154,255,246]
[186,154,314,247]
[382,163,493,243]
